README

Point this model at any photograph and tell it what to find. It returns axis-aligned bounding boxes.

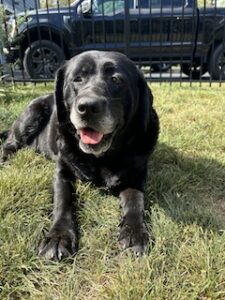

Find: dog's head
[55,51,153,156]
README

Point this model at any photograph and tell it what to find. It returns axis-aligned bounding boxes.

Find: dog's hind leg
[1,95,53,162]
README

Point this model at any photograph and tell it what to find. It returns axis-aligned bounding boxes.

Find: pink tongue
[80,128,104,145]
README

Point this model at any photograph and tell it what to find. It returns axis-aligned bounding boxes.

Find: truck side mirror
[77,0,93,16]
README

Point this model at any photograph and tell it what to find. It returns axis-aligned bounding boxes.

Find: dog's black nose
[77,99,106,116]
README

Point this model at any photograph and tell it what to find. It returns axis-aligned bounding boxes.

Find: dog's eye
[111,76,120,84]
[74,76,82,83]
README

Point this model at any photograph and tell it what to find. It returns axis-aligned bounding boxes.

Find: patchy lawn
[0,83,225,299]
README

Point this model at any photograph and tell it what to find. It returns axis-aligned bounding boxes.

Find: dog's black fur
[1,51,159,260]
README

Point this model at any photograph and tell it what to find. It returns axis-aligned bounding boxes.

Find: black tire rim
[31,46,61,78]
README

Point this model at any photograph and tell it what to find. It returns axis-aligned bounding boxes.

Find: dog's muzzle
[70,97,117,156]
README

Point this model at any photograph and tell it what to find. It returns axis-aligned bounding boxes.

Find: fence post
[124,0,129,57]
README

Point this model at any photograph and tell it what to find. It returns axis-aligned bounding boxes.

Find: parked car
[4,0,225,79]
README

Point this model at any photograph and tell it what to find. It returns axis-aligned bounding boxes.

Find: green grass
[0,82,225,299]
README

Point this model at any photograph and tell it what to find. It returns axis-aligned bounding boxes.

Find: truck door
[68,0,133,53]
[127,0,198,61]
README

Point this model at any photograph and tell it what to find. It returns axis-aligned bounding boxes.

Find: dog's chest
[71,155,125,189]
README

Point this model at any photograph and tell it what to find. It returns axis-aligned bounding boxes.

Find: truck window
[93,0,134,15]
[137,0,188,8]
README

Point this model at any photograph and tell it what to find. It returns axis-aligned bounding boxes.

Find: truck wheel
[208,43,225,80]
[181,63,207,79]
[23,40,65,79]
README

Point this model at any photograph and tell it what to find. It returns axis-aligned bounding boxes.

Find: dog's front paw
[118,221,149,257]
[39,227,77,261]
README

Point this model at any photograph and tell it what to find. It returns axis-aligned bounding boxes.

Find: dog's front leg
[39,159,77,261]
[118,188,149,256]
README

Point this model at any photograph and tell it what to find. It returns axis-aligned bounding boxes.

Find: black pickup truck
[5,0,225,79]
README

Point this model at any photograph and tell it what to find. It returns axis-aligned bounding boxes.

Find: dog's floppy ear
[54,65,68,123]
[137,68,153,131]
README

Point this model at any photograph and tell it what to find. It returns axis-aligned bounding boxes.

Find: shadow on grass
[146,143,225,232]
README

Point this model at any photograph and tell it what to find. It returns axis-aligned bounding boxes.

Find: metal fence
[1,0,225,83]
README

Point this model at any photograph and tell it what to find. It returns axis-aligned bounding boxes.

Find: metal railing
[0,0,225,84]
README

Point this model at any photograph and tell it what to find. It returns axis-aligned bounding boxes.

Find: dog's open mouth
[77,127,115,156]
[79,128,104,145]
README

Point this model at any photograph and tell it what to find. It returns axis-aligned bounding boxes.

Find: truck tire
[208,43,225,80]
[181,63,207,79]
[23,40,65,79]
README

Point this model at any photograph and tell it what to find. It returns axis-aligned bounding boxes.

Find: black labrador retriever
[0,51,159,260]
